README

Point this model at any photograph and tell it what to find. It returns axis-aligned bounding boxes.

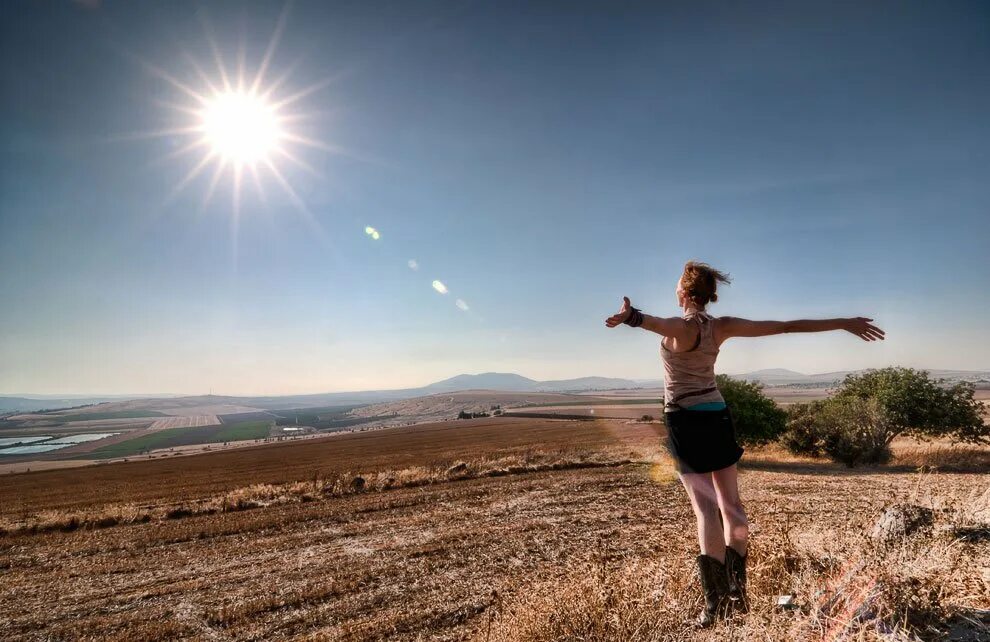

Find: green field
[48,410,168,422]
[78,421,272,459]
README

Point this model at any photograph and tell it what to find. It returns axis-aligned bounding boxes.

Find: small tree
[817,396,893,467]
[782,400,827,457]
[716,374,788,446]
[831,367,987,445]
[784,397,894,466]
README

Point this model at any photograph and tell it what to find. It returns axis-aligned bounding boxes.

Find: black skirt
[663,406,744,474]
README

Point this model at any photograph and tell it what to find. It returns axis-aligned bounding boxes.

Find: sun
[127,4,341,234]
[200,91,282,164]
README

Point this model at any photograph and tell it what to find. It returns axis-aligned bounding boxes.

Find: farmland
[0,416,987,641]
[72,420,274,460]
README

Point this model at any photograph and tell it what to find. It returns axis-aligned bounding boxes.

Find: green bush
[819,396,893,466]
[781,400,827,457]
[784,397,894,466]
[715,374,787,446]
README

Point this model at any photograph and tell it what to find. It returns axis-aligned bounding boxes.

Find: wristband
[624,306,644,327]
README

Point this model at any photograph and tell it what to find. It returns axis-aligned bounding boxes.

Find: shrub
[715,374,788,446]
[818,396,893,466]
[784,397,894,466]
[832,367,987,445]
[781,400,827,457]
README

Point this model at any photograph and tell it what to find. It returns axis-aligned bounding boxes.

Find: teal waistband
[682,401,727,411]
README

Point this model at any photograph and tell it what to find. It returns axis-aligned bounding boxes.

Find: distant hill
[0,395,180,413]
[421,372,640,393]
[422,372,539,393]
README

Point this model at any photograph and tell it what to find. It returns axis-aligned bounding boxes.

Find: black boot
[695,554,730,628]
[725,546,749,613]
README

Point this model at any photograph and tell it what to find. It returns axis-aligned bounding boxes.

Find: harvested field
[0,417,987,641]
[149,415,222,430]
[507,404,661,420]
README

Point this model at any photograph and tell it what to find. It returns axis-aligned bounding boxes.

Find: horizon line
[3,365,988,399]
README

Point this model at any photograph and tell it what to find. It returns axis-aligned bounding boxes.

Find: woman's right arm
[718,316,885,342]
[604,296,693,340]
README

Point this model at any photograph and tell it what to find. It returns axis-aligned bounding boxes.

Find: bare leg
[678,471,726,562]
[712,464,748,555]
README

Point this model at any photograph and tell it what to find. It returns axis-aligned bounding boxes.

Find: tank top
[660,309,724,411]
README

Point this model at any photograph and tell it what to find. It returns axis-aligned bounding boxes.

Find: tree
[807,396,893,467]
[831,367,987,445]
[715,374,788,446]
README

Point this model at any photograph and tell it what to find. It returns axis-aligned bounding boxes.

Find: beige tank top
[660,309,724,410]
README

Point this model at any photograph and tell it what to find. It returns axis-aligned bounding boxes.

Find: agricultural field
[44,410,169,422]
[149,415,222,430]
[0,416,987,641]
[70,420,274,460]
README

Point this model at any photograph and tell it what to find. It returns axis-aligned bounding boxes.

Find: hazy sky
[1,1,988,395]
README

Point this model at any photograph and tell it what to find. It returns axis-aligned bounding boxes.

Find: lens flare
[432,280,448,294]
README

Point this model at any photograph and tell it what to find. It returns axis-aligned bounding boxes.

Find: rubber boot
[725,546,749,613]
[695,554,730,628]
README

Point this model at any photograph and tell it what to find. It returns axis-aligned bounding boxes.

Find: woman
[604,261,884,627]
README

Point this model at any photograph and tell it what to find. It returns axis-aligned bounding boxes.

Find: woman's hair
[680,261,731,306]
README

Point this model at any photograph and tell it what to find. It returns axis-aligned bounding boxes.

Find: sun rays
[130,5,339,234]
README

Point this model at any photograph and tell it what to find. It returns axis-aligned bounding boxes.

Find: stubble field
[0,416,987,641]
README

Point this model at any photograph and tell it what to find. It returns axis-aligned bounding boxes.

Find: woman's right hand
[842,317,886,341]
[605,296,634,328]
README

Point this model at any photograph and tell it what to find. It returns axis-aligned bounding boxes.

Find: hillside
[348,390,613,424]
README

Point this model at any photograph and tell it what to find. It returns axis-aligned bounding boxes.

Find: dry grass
[481,478,990,642]
[0,418,987,641]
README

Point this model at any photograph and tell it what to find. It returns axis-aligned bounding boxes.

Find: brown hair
[680,261,731,306]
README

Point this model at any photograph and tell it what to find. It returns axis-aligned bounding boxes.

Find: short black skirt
[663,406,744,474]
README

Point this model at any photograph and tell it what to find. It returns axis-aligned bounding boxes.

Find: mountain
[421,372,539,393]
[420,372,640,393]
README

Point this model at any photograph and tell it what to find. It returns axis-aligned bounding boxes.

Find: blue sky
[1,1,988,395]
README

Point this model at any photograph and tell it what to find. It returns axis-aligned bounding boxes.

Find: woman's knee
[692,495,722,522]
[722,498,748,526]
